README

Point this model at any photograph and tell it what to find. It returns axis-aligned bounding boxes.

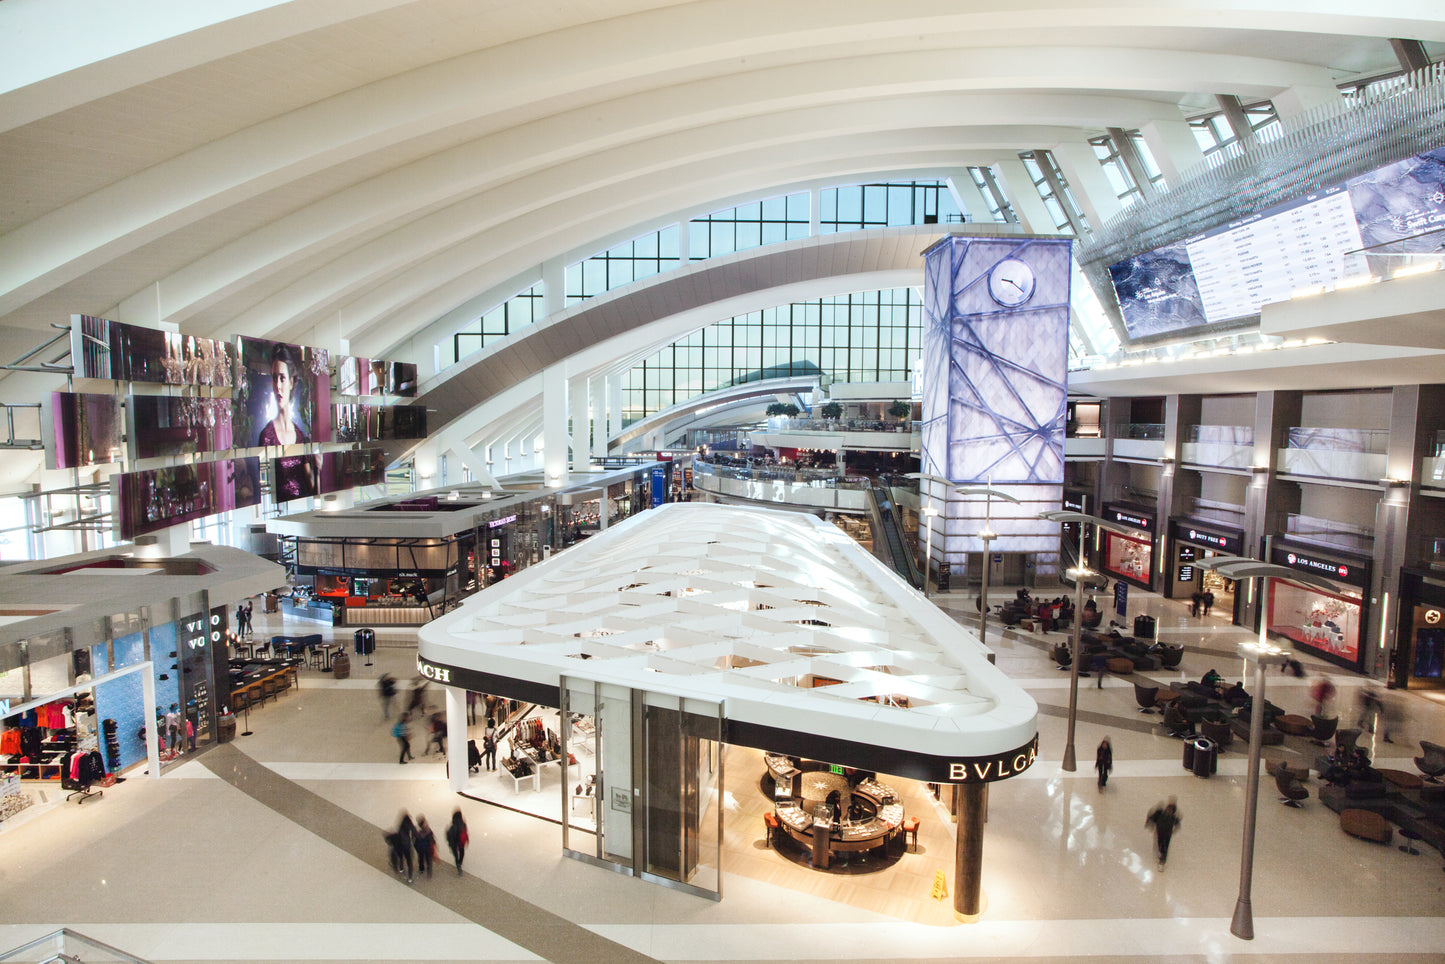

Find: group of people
[1094,737,1182,868]
[1188,589,1215,617]
[234,600,254,637]
[387,809,470,882]
[1009,589,1075,633]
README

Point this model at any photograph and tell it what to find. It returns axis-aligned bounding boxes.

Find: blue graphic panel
[95,631,147,771]
[921,237,1072,484]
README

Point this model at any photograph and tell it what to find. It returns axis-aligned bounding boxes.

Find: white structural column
[1273,83,1343,120]
[542,364,569,486]
[540,257,566,318]
[411,439,440,488]
[141,667,160,780]
[569,373,590,473]
[989,157,1056,234]
[590,376,607,459]
[1138,119,1206,187]
[1050,142,1123,230]
[944,170,995,223]
[605,373,622,452]
[445,686,468,792]
[809,186,822,235]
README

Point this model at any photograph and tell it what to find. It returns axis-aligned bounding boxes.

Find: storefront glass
[1268,578,1364,667]
[1102,531,1152,587]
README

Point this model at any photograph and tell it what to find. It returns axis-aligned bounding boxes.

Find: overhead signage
[1063,493,1087,514]
[487,514,517,529]
[1270,544,1368,588]
[1171,521,1243,555]
[1178,565,1195,582]
[1104,506,1153,532]
[1179,546,1196,562]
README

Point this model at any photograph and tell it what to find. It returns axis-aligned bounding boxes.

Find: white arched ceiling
[1,1,1441,404]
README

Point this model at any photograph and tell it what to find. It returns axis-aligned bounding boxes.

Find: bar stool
[762,811,780,848]
[901,815,920,852]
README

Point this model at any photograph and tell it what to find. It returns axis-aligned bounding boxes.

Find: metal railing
[1284,513,1374,554]
[0,928,152,963]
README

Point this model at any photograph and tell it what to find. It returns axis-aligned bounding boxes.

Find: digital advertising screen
[233,336,331,448]
[332,404,427,443]
[46,392,124,469]
[128,395,234,460]
[1110,145,1445,342]
[113,457,261,540]
[71,315,232,387]
[270,447,387,504]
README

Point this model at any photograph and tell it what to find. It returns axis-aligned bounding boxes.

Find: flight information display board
[1110,146,1445,342]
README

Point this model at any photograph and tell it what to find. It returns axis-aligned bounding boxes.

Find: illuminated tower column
[919,235,1073,584]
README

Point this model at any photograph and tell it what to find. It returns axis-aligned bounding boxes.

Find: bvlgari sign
[946,735,1039,783]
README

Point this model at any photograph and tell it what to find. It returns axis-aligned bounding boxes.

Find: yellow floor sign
[930,869,948,901]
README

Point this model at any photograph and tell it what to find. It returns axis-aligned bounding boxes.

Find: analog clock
[987,257,1036,308]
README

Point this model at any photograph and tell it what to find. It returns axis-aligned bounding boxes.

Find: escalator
[868,486,923,589]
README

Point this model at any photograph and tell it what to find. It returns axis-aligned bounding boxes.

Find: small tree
[766,402,801,418]
[888,400,912,419]
[820,401,843,420]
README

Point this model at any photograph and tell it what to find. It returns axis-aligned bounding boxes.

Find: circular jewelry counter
[764,755,905,869]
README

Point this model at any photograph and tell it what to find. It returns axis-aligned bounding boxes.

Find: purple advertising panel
[47,392,124,468]
[70,315,233,386]
[128,395,234,460]
[233,336,331,447]
[114,457,261,540]
[271,448,387,504]
[333,404,427,443]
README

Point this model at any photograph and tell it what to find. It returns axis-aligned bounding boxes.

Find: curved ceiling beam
[0,39,1355,321]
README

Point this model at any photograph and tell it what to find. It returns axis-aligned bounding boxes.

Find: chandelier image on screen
[920,236,1072,485]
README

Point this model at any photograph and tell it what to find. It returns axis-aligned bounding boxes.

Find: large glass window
[566,226,682,305]
[689,194,809,260]
[1018,150,1088,235]
[443,282,545,368]
[1190,101,1280,160]
[819,181,962,233]
[619,288,922,425]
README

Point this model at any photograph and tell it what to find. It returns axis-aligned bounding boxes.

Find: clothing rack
[60,741,105,805]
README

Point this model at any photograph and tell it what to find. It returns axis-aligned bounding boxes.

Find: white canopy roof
[419,502,1037,766]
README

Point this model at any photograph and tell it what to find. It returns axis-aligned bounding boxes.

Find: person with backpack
[445,809,469,875]
[414,814,436,878]
[482,717,498,771]
[393,712,413,764]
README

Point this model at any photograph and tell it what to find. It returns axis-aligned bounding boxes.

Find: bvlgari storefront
[419,503,1038,920]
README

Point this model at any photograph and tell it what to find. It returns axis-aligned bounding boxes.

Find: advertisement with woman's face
[233,337,331,447]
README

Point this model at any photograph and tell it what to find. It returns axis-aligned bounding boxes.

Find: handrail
[0,927,153,963]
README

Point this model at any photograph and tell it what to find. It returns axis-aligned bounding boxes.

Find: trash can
[217,711,236,744]
[332,651,351,680]
[1182,738,1196,771]
[1134,614,1157,640]
[354,628,375,655]
[1191,737,1217,777]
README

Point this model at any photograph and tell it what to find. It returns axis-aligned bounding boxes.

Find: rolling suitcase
[467,739,481,773]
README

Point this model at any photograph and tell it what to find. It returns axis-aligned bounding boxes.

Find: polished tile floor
[2,586,1444,962]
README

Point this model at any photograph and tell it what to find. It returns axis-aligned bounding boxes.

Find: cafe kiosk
[419,502,1038,920]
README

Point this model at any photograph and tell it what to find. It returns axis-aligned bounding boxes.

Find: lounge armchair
[1201,718,1234,750]
[1308,714,1339,746]
[1162,701,1195,738]
[1155,644,1184,670]
[1274,768,1309,808]
[1134,683,1160,714]
[1417,740,1445,783]
[1267,758,1310,783]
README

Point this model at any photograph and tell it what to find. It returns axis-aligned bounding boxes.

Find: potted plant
[820,401,843,420]
[888,400,912,420]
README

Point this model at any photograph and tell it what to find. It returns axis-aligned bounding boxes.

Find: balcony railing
[1280,427,1389,480]
[1284,513,1374,555]
[1182,424,1254,469]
